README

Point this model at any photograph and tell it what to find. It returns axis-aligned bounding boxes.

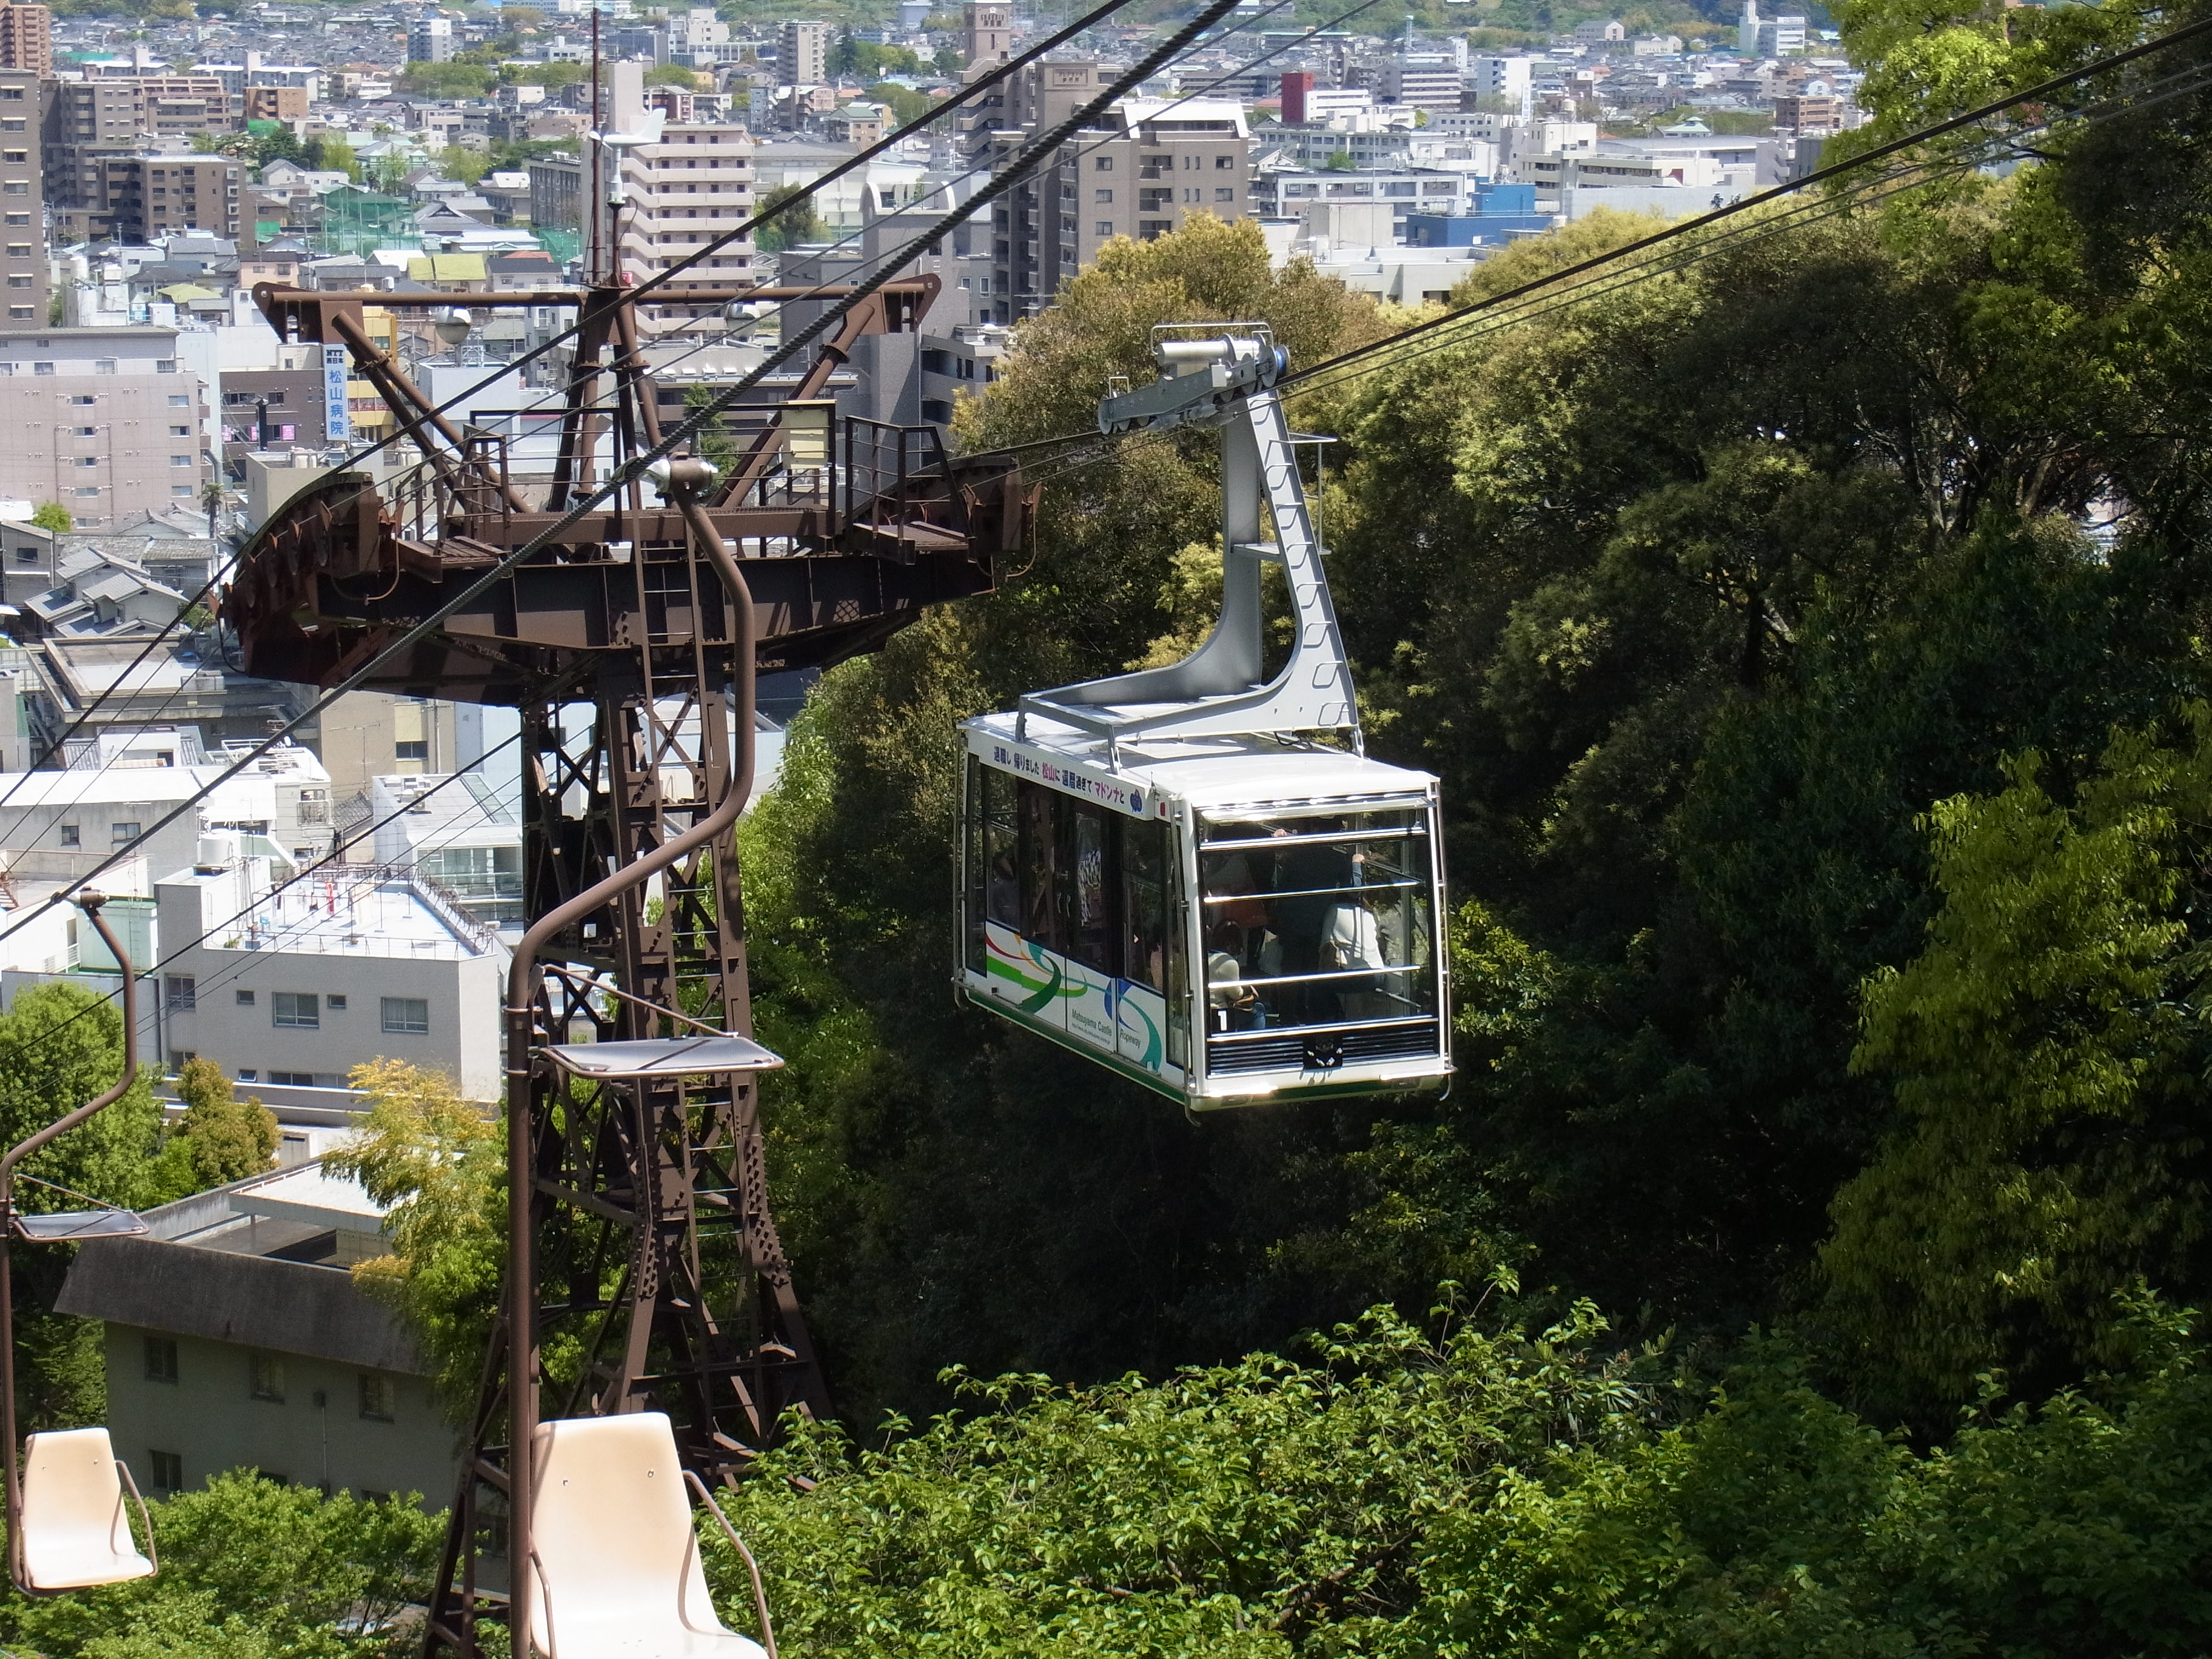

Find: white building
[369,773,520,930]
[1469,54,1535,116]
[0,743,334,897]
[153,834,507,1098]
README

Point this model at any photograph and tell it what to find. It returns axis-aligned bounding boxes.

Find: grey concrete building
[0,326,210,529]
[55,1164,456,1506]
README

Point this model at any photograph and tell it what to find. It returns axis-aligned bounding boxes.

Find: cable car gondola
[957,327,1452,1108]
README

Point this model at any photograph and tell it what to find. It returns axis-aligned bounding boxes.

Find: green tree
[439,144,491,186]
[1819,712,2212,1411]
[751,180,827,253]
[865,79,934,127]
[317,138,363,183]
[644,62,704,89]
[397,61,493,98]
[324,1060,503,1419]
[0,1472,443,1659]
[166,1056,279,1190]
[0,980,161,1428]
[30,503,71,534]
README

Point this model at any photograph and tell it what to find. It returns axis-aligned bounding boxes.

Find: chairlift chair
[956,327,1453,1108]
[528,1412,777,1659]
[1,896,156,1593]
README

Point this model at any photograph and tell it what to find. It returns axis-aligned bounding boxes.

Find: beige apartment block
[618,125,757,330]
[316,689,461,815]
[0,327,208,528]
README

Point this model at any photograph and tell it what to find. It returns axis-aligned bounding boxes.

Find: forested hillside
[15,2,2212,1654]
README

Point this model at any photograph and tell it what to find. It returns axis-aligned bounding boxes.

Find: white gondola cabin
[956,326,1452,1107]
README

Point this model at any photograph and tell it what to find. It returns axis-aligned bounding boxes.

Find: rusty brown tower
[227,278,1030,1653]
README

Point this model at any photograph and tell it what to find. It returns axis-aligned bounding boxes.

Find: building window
[395,740,428,761]
[111,822,138,844]
[144,1336,178,1383]
[248,1352,284,1403]
[95,358,115,375]
[1215,154,1235,169]
[326,994,347,1011]
[172,484,194,497]
[4,307,25,320]
[5,275,27,289]
[1094,156,1113,171]
[169,394,190,407]
[147,1450,183,1493]
[58,825,77,847]
[156,360,176,374]
[358,1373,395,1421]
[235,989,255,1006]
[272,991,318,1030]
[1215,187,1235,201]
[268,1070,320,1087]
[1095,221,1114,236]
[74,487,99,498]
[381,997,429,1034]
[31,361,49,375]
[164,976,195,1011]
[1094,188,1113,203]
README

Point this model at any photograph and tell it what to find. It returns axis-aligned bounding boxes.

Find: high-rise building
[779,19,829,85]
[0,2,51,76]
[605,62,754,327]
[1467,54,1533,116]
[1279,70,1312,126]
[0,69,40,324]
[409,16,454,64]
[962,0,1010,66]
[974,68,1253,323]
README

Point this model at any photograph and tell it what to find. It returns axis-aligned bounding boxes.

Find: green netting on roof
[313,187,420,255]
[535,229,581,266]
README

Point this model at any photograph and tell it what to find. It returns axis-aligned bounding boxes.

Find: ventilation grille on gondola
[1206,1019,1443,1077]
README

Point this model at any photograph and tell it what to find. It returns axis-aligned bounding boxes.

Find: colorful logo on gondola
[986,929,1081,1014]
[1116,987,1163,1070]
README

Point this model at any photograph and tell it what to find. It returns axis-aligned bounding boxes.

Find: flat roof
[965,710,1435,817]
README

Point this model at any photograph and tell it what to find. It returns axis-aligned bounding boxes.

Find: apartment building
[0,326,210,526]
[974,67,1252,321]
[43,79,138,216]
[90,155,244,242]
[139,77,236,138]
[243,87,309,123]
[408,15,452,63]
[0,69,39,324]
[0,2,50,75]
[618,126,756,326]
[778,19,829,87]
[0,743,334,886]
[316,690,461,809]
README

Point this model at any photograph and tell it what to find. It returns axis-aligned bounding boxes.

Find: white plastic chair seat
[18,1427,156,1592]
[530,1412,766,1659]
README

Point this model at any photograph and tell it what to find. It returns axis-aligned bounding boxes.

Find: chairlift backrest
[17,1427,156,1592]
[529,1412,764,1659]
